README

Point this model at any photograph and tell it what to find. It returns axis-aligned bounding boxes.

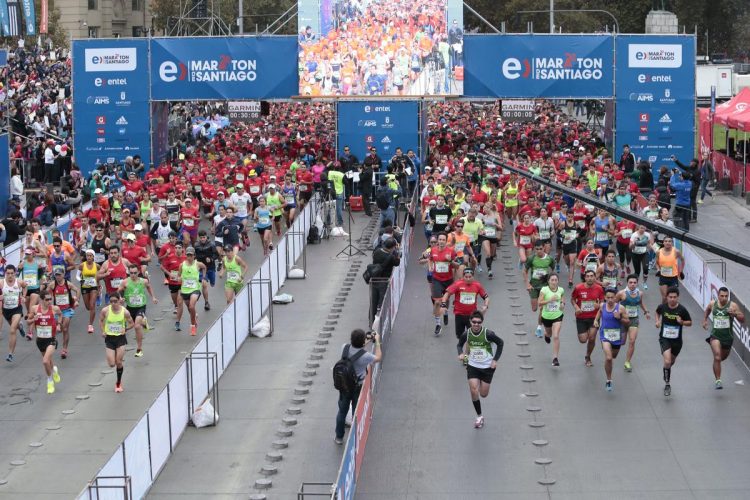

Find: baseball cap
[185,246,195,255]
[54,268,64,275]
[236,183,244,189]
[94,188,103,194]
[24,248,34,255]
[134,224,143,231]
[250,153,257,160]
[125,233,136,241]
[268,184,276,189]
[85,249,95,256]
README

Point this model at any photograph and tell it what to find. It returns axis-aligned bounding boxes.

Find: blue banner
[464,34,614,98]
[615,35,696,180]
[0,134,8,217]
[19,0,33,35]
[0,1,10,36]
[72,39,151,177]
[150,37,298,100]
[337,101,420,171]
[151,101,170,167]
[334,419,357,500]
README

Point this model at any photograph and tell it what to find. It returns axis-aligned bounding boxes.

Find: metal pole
[549,0,554,33]
[463,2,501,34]
[238,0,243,34]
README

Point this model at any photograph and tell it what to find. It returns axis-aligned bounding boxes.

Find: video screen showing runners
[297,0,464,96]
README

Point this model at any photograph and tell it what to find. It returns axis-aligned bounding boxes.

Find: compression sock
[663,367,671,384]
[472,399,482,416]
[435,316,441,325]
[117,367,124,384]
[486,256,493,271]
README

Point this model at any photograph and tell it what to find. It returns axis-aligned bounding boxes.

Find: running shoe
[556,263,561,273]
[345,415,352,428]
[535,326,543,338]
[443,313,449,326]
[568,280,574,288]
[643,282,649,290]
[60,349,68,360]
[334,437,344,445]
[663,384,671,397]
[434,324,442,337]
[134,350,144,358]
[269,243,274,250]
[476,266,483,274]
[474,415,484,429]
[624,361,632,372]
[47,381,55,394]
[697,199,704,205]
[204,302,211,311]
[175,321,181,331]
[25,332,33,341]
[488,270,494,280]
[584,356,593,367]
[5,353,13,362]
[87,324,94,334]
[715,379,723,390]
[552,357,560,367]
[544,334,551,344]
[606,380,613,392]
[190,324,197,336]
[115,383,123,393]
[52,366,61,383]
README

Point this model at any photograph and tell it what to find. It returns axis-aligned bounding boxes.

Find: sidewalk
[689,192,750,301]
[147,213,378,498]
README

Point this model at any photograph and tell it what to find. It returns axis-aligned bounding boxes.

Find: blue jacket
[669,174,692,207]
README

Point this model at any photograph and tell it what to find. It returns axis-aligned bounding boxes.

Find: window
[132,0,144,11]
[88,26,99,38]
[88,0,97,10]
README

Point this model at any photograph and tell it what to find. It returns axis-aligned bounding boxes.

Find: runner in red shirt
[30,290,63,394]
[160,242,186,319]
[615,219,637,276]
[514,213,538,265]
[419,232,458,337]
[296,164,314,208]
[96,246,131,299]
[571,270,605,367]
[441,268,490,338]
[122,234,150,276]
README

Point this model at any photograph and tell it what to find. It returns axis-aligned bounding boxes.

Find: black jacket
[1,218,26,245]
[372,247,400,279]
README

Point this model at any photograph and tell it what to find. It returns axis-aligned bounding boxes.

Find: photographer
[334,328,382,445]
[669,164,693,231]
[673,156,700,223]
[637,161,654,197]
[370,237,401,321]
[359,162,374,216]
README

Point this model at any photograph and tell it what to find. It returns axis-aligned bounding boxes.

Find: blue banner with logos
[151,101,170,167]
[334,419,357,500]
[149,36,298,101]
[337,101,420,171]
[72,39,151,177]
[615,35,696,181]
[20,0,34,35]
[464,34,614,98]
[0,134,9,217]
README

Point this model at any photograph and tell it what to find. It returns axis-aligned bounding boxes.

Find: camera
[365,330,375,341]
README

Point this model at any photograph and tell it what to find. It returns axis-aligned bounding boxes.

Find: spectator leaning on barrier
[673,156,700,224]
[669,166,693,231]
[334,329,382,445]
[370,237,401,320]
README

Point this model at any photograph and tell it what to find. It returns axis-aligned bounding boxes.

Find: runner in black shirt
[655,286,692,397]
[429,195,453,234]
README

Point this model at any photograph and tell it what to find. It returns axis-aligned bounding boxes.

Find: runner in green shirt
[702,287,745,389]
[178,247,207,337]
[118,264,158,357]
[265,185,285,236]
[219,245,249,304]
[538,274,565,366]
[524,241,555,339]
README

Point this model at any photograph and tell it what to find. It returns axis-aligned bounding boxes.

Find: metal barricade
[87,475,132,500]
[186,351,219,426]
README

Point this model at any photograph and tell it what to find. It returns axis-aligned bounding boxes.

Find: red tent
[727,107,750,132]
[714,87,750,126]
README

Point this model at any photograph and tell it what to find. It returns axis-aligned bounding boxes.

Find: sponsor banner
[19,0,33,35]
[615,35,696,181]
[334,418,357,500]
[150,37,298,100]
[72,39,150,177]
[337,101,420,169]
[354,372,373,478]
[0,134,9,217]
[227,100,261,123]
[713,151,749,193]
[0,48,6,67]
[151,101,170,167]
[501,99,535,122]
[0,0,9,36]
[698,108,712,155]
[681,243,705,307]
[464,34,614,98]
[39,0,46,34]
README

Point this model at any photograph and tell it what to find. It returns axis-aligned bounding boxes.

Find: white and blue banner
[337,101,420,170]
[72,39,151,177]
[464,34,614,98]
[615,35,696,179]
[19,0,33,35]
[149,36,298,101]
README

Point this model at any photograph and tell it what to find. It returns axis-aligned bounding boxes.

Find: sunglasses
[43,297,52,301]
[455,225,463,228]
[53,245,61,248]
[470,320,483,325]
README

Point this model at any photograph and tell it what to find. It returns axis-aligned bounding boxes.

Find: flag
[0,0,10,36]
[6,0,22,36]
[39,0,47,34]
[19,0,34,35]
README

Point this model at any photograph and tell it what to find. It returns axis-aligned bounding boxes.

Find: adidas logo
[116,116,128,125]
[659,114,672,123]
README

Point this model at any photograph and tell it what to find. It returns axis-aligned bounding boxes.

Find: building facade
[57,0,153,39]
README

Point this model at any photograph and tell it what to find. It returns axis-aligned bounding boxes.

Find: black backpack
[332,345,366,394]
[362,262,383,284]
[376,191,391,210]
[307,225,320,244]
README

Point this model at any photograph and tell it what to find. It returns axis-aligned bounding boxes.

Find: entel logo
[638,73,672,83]
[158,60,189,82]
[94,77,128,87]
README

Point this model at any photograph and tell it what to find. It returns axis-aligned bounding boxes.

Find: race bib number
[603,277,617,288]
[626,305,638,318]
[532,268,548,280]
[546,301,560,313]
[581,301,595,312]
[94,253,106,264]
[227,271,241,282]
[285,195,294,204]
[632,244,647,254]
[454,241,465,252]
[55,294,69,306]
[563,231,577,244]
[23,272,38,288]
[585,262,598,272]
[169,213,179,222]
[459,292,476,305]
[183,279,197,289]
[435,215,448,225]
[603,328,621,342]
[663,325,680,339]
[129,295,145,307]
[595,231,609,242]
[469,347,489,362]
[108,323,124,335]
[484,227,496,238]
[576,219,586,229]
[170,271,179,280]
[435,262,450,273]
[620,229,633,239]
[111,278,123,289]
[259,216,270,225]
[519,235,531,245]
[183,218,194,227]
[714,317,731,329]
[300,184,309,192]
[194,185,202,192]
[3,292,19,309]
[538,230,551,240]
[250,186,261,194]
[37,325,53,338]
[660,266,674,277]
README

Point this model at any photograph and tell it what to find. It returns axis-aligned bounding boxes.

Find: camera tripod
[336,201,365,258]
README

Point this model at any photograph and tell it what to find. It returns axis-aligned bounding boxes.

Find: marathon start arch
[71,33,695,182]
